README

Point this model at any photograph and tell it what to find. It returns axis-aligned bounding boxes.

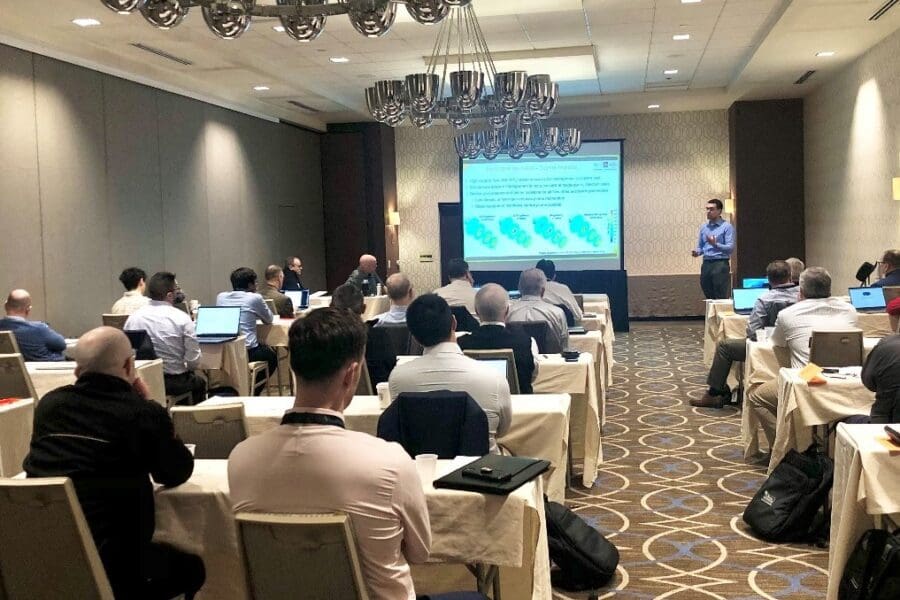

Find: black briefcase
[433,455,550,495]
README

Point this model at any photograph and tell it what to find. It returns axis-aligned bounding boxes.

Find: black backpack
[743,445,833,543]
[839,528,900,599]
[545,499,619,591]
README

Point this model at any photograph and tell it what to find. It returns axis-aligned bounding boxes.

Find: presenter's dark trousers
[701,259,731,299]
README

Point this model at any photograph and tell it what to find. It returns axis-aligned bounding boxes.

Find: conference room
[1,1,900,599]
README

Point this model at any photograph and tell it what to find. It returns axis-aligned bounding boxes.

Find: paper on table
[798,363,824,382]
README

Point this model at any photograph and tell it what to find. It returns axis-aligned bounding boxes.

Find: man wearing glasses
[691,199,735,300]
[282,256,305,291]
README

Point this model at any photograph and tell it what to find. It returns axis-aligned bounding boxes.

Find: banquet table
[153,459,551,600]
[199,393,571,502]
[309,293,390,321]
[26,359,166,406]
[0,398,34,477]
[828,424,900,600]
[198,336,250,397]
[566,330,610,420]
[703,300,734,365]
[582,294,613,337]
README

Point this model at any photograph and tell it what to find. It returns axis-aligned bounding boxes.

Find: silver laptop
[284,289,310,311]
[195,306,241,344]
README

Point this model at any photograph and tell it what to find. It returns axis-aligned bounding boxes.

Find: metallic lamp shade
[100,0,146,13]
[450,70,484,111]
[408,111,434,129]
[447,112,471,129]
[202,1,253,39]
[405,73,440,114]
[140,0,188,28]
[511,127,532,154]
[454,133,481,159]
[442,0,473,6]
[526,74,553,113]
[278,0,326,42]
[406,0,450,24]
[494,71,528,111]
[365,87,388,122]
[373,80,406,117]
[348,0,397,38]
[481,129,503,155]
[537,83,559,118]
[557,128,582,156]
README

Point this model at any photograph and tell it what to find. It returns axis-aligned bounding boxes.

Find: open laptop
[194,306,242,344]
[848,287,886,312]
[284,289,310,311]
[732,288,767,314]
[123,330,157,360]
[742,277,768,289]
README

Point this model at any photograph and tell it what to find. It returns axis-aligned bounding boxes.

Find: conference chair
[235,512,370,600]
[355,358,374,395]
[555,304,576,327]
[249,361,270,396]
[0,478,115,600]
[809,329,864,368]
[509,320,561,353]
[0,353,38,400]
[462,348,521,394]
[0,330,20,354]
[170,403,248,459]
[450,305,481,332]
[376,323,414,356]
[377,391,489,459]
[101,314,128,330]
[263,298,277,315]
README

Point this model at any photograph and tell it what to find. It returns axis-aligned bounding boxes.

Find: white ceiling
[1,0,898,131]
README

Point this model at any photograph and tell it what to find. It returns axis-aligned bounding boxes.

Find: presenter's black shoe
[690,391,729,408]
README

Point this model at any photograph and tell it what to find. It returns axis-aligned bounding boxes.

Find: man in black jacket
[24,326,205,600]
[458,283,537,394]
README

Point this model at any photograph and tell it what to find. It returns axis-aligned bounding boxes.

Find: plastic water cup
[185,444,196,456]
[376,382,391,409]
[756,329,768,343]
[415,454,438,487]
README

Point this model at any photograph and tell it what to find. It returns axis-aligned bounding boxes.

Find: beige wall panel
[0,46,45,319]
[103,76,165,301]
[284,127,327,292]
[235,113,279,278]
[33,56,112,337]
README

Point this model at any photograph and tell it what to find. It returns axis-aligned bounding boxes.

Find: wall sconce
[388,210,401,227]
[723,198,735,214]
[893,177,900,200]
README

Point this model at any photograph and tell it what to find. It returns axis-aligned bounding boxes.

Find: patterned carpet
[558,322,829,599]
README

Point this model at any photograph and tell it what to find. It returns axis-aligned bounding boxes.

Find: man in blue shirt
[871,249,900,288]
[691,198,735,299]
[0,289,66,361]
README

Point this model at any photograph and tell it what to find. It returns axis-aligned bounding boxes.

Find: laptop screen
[476,358,510,379]
[742,277,768,289]
[732,288,767,312]
[284,290,309,310]
[848,287,886,310]
[195,307,242,336]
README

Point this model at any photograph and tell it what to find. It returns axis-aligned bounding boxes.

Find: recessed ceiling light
[673,34,691,41]
[253,85,270,91]
[816,51,836,57]
[329,56,350,63]
[272,25,285,33]
[648,104,661,109]
[664,69,679,75]
[681,0,702,3]
[72,18,101,27]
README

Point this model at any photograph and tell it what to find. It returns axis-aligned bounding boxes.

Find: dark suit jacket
[458,324,535,394]
[282,270,304,291]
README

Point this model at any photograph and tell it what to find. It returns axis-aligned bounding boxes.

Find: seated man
[535,258,583,324]
[0,289,66,361]
[111,267,150,315]
[228,308,431,600]
[785,257,805,285]
[346,254,384,297]
[692,260,799,408]
[259,265,295,318]
[434,258,477,314]
[374,273,414,325]
[216,268,277,387]
[389,294,511,454]
[282,256,305,291]
[458,283,538,394]
[507,268,569,351]
[331,283,397,386]
[24,326,204,599]
[125,272,206,405]
[747,267,858,449]
[871,248,900,288]
[862,330,900,424]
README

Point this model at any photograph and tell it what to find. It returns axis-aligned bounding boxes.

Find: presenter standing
[691,198,734,300]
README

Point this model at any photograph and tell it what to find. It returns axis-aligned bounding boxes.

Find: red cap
[887,297,900,316]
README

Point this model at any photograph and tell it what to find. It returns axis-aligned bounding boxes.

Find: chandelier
[365,1,582,160]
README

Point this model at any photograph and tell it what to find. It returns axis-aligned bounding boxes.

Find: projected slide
[461,140,623,271]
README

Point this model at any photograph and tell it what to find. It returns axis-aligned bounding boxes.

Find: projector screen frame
[458,138,626,272]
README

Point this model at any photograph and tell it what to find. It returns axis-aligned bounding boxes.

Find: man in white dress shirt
[111,267,150,315]
[535,258,582,324]
[507,268,569,351]
[746,267,858,450]
[125,272,206,404]
[373,273,414,326]
[388,293,512,454]
[434,258,477,314]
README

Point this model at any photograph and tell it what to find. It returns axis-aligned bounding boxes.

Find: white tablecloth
[0,398,34,477]
[199,394,571,502]
[198,336,250,397]
[26,360,166,406]
[829,424,900,600]
[309,294,390,321]
[153,459,551,600]
[712,309,892,347]
[582,294,613,339]
[703,300,734,365]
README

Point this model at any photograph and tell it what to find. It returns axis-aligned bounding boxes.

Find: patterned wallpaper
[395,110,730,291]
[805,28,900,288]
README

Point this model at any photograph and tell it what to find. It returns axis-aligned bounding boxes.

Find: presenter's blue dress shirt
[696,218,735,260]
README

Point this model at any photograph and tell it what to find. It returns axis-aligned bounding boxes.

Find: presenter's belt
[703,258,730,262]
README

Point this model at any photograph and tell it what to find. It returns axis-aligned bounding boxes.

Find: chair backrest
[263,298,277,315]
[376,391,489,458]
[375,323,413,356]
[573,294,584,311]
[100,314,128,330]
[509,320,560,353]
[0,478,114,600]
[809,329,864,367]
[170,403,248,459]
[0,353,38,400]
[0,331,20,355]
[235,512,369,600]
[355,359,374,395]
[555,304,576,327]
[450,306,480,332]
[462,348,520,394]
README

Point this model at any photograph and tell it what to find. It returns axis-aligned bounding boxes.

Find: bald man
[24,327,205,599]
[346,254,384,297]
[0,289,66,361]
[373,272,414,325]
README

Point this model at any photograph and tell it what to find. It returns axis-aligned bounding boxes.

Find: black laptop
[194,306,242,344]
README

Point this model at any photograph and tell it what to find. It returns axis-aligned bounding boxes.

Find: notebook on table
[848,287,886,312]
[732,288,767,314]
[194,307,242,344]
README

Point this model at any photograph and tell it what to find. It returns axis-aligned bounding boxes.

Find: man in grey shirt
[508,268,569,351]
